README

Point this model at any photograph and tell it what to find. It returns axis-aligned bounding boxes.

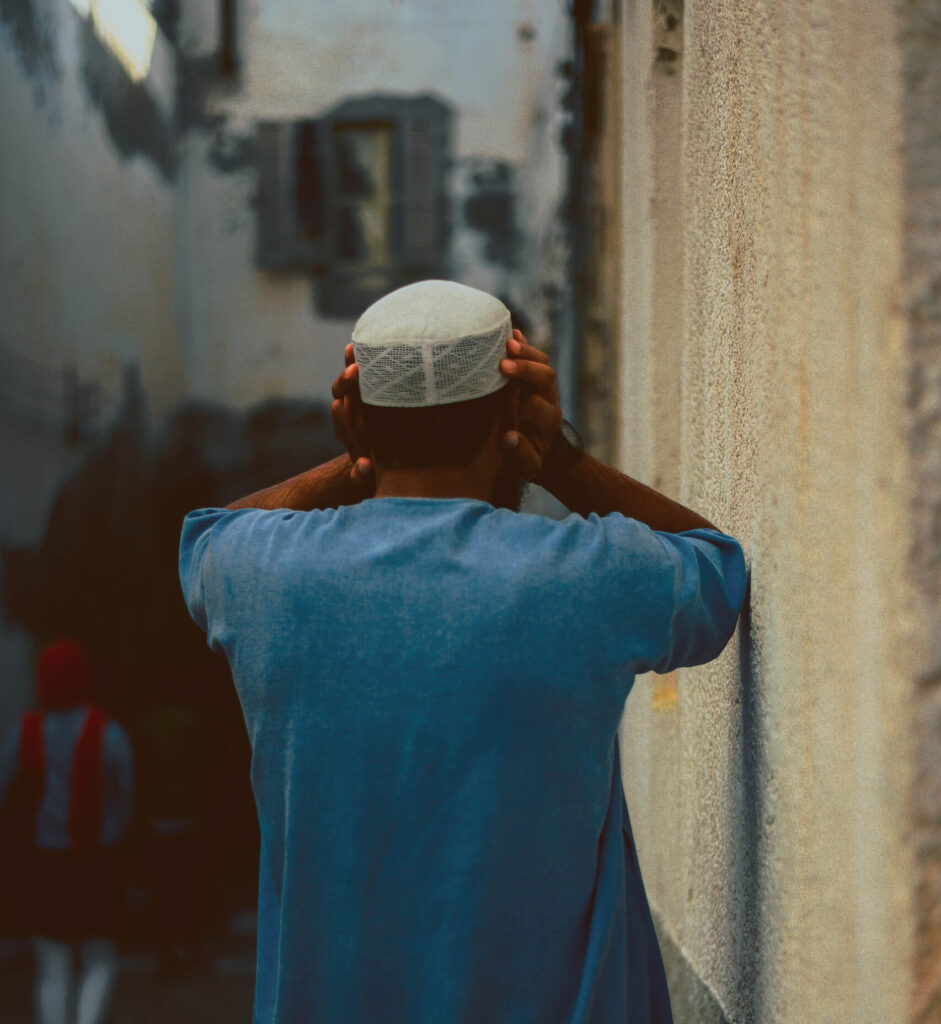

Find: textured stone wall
[615,2,928,1021]
[898,4,941,1021]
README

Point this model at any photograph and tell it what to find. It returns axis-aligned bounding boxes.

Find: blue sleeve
[646,527,747,673]
[600,518,747,675]
[179,507,268,644]
[179,507,293,653]
[178,508,231,635]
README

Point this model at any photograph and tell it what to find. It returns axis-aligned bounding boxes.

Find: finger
[331,394,348,430]
[507,335,549,364]
[500,357,558,397]
[502,431,542,481]
[342,394,358,451]
[519,394,563,436]
[352,456,374,485]
[331,398,350,446]
[345,343,355,368]
[331,363,358,401]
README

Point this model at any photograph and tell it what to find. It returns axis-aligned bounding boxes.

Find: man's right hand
[499,330,564,481]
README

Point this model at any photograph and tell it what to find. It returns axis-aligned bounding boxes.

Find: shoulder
[486,508,670,563]
[180,506,322,545]
[470,509,668,591]
[180,506,336,573]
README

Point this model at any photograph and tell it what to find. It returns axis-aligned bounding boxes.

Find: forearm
[226,454,368,511]
[537,451,719,533]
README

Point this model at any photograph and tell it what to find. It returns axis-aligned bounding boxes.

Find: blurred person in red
[0,639,135,1024]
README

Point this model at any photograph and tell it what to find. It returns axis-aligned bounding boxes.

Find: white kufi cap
[352,280,512,408]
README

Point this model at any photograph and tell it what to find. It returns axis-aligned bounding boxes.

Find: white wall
[175,0,569,408]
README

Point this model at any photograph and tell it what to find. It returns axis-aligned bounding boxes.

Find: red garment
[69,707,106,850]
[18,706,107,850]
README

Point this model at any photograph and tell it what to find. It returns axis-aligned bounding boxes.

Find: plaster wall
[0,1,181,423]
[241,0,549,162]
[614,2,922,1021]
[0,0,181,719]
[175,0,570,408]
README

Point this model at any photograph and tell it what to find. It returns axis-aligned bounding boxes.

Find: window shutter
[256,121,298,269]
[294,119,329,267]
[401,116,442,268]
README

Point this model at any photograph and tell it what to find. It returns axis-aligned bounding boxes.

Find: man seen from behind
[178,280,747,1024]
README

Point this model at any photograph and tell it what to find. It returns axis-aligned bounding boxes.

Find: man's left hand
[331,344,374,487]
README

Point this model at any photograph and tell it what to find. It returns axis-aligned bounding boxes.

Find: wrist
[534,420,583,488]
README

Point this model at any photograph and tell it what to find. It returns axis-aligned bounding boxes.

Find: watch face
[559,420,584,454]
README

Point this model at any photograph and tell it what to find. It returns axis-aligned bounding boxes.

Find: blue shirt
[179,498,746,1024]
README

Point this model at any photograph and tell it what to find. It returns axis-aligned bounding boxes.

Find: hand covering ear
[331,344,374,487]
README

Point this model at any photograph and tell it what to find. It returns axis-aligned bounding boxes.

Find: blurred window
[333,123,394,267]
[255,96,451,312]
[68,0,157,81]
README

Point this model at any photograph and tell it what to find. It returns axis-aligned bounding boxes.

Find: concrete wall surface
[613,1,937,1021]
[897,3,941,1021]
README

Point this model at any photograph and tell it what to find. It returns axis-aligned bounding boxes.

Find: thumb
[502,430,541,481]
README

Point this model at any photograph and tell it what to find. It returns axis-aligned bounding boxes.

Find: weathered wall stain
[79,17,176,181]
[176,52,256,176]
[71,9,253,183]
[463,160,523,269]
[150,0,180,45]
[207,128,256,174]
[176,52,226,133]
[0,0,59,102]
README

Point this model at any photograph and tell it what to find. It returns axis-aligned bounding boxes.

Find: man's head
[352,281,525,508]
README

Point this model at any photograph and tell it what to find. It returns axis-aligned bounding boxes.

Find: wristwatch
[538,419,584,481]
